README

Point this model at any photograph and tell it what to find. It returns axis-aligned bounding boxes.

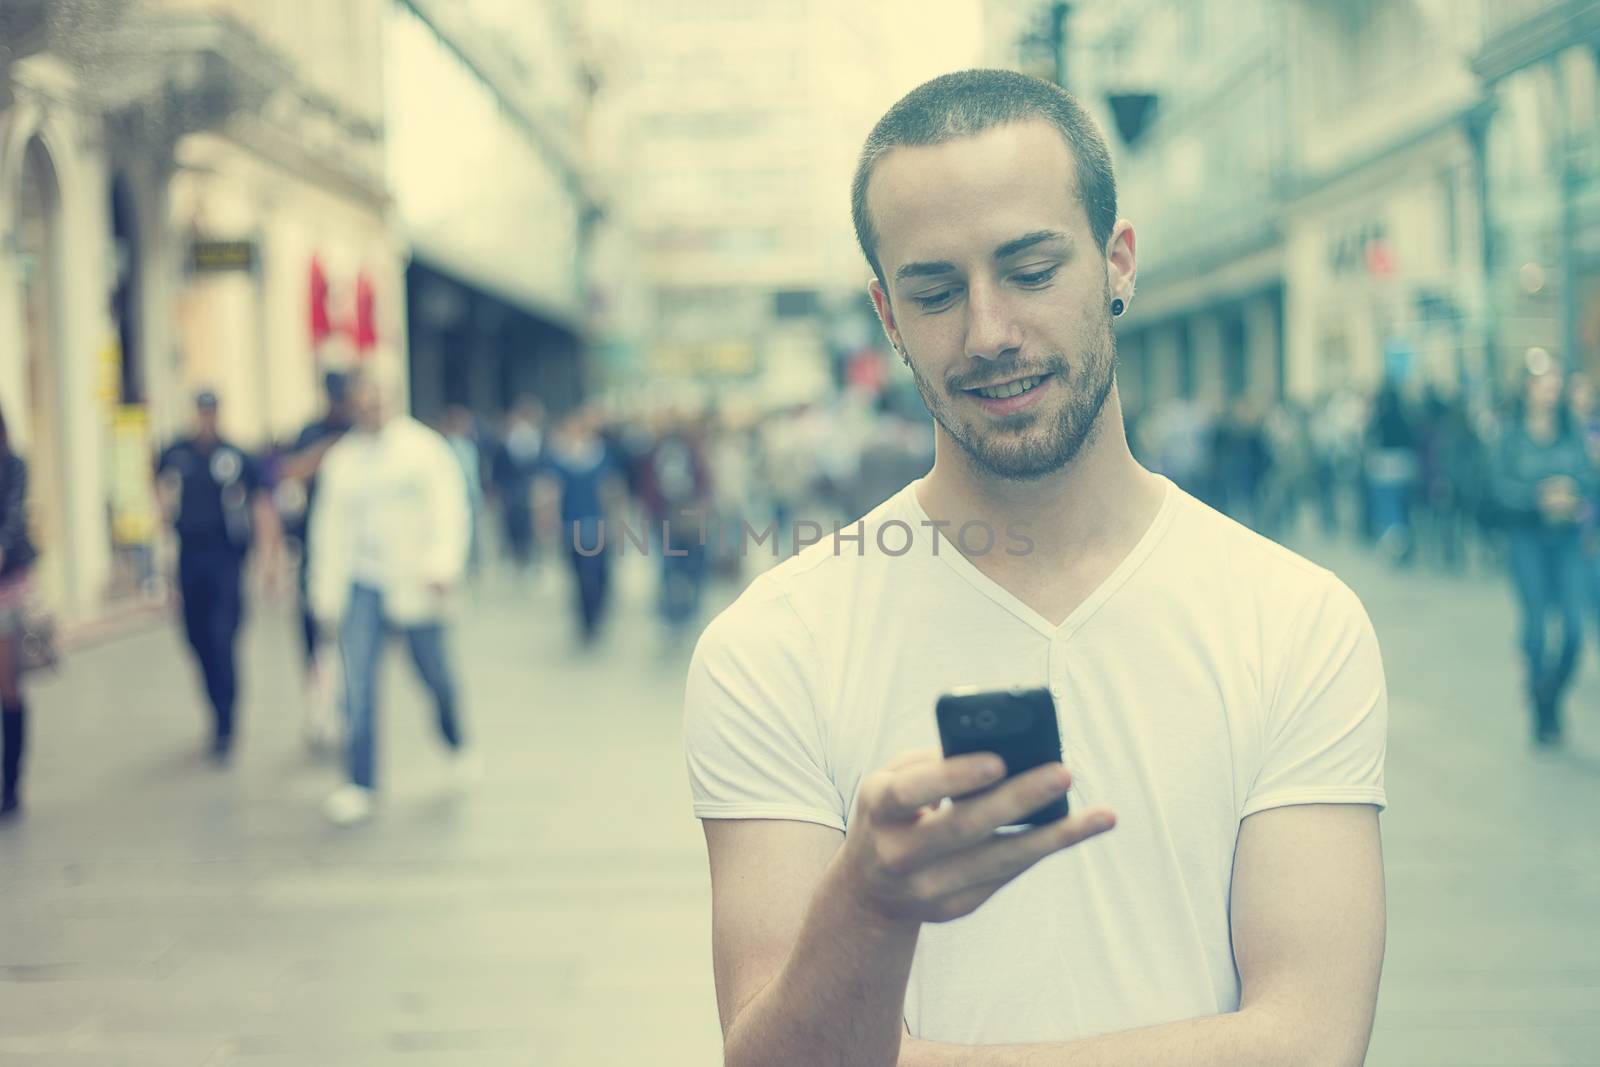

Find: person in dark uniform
[157,390,278,761]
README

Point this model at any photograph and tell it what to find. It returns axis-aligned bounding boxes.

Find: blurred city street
[2,533,1598,1066]
[3,0,1600,1061]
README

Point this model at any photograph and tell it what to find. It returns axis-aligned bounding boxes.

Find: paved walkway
[2,529,1597,1065]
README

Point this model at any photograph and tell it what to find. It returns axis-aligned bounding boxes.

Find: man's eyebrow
[994,230,1070,259]
[893,231,1071,282]
[894,260,956,282]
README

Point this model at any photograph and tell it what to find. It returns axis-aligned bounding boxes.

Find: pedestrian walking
[536,409,625,647]
[491,397,546,577]
[308,367,476,825]
[1491,366,1596,747]
[278,370,354,748]
[1365,380,1419,562]
[0,402,39,817]
[640,410,713,641]
[686,70,1387,1062]
[156,390,279,762]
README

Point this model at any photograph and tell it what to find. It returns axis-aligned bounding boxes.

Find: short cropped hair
[851,69,1118,285]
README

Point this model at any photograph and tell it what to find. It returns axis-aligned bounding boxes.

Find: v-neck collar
[903,475,1178,639]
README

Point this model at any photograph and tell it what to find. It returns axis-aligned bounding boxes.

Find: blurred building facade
[993,0,1600,412]
[1,0,401,621]
[587,0,916,412]
[1474,1,1600,388]
[385,0,597,422]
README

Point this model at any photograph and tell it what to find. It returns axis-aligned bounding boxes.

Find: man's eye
[912,289,957,311]
[1014,266,1059,287]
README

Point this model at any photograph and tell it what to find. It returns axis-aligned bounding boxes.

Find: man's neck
[915,394,1164,568]
[913,398,1165,627]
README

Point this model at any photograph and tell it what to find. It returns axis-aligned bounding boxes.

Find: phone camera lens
[976,709,997,729]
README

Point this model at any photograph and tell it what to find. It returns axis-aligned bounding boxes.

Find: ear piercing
[1111,298,1126,317]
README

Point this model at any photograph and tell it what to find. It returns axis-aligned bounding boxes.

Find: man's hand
[838,749,1116,928]
[255,556,290,605]
[1537,476,1581,523]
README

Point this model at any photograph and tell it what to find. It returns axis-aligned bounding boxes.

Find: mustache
[946,356,1070,391]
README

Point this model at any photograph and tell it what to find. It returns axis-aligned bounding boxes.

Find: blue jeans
[1506,528,1586,707]
[660,534,706,630]
[339,584,463,790]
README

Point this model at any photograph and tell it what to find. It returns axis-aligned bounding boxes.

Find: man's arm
[900,803,1386,1067]
[704,752,1112,1067]
[423,433,471,586]
[277,428,342,483]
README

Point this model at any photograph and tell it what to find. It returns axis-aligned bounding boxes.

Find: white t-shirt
[683,478,1387,1045]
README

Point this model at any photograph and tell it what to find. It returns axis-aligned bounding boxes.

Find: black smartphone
[935,686,1069,827]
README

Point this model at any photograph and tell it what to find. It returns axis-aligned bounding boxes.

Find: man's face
[196,407,219,440]
[867,120,1130,481]
[352,378,387,431]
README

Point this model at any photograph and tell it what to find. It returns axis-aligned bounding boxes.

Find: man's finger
[918,762,1074,853]
[881,747,941,772]
[929,805,1118,896]
[873,753,1007,822]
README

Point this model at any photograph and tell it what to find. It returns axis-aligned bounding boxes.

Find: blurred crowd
[1133,382,1512,571]
[1131,363,1600,746]
[10,356,1600,823]
[396,390,939,647]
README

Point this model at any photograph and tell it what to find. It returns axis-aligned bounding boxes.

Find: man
[157,390,279,761]
[535,408,626,648]
[491,396,546,577]
[309,366,475,825]
[684,70,1387,1065]
[639,407,713,641]
[279,370,354,747]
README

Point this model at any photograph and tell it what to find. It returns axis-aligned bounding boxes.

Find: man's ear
[869,278,905,359]
[1106,219,1137,304]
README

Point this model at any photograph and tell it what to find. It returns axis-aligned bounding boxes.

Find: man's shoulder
[698,567,811,653]
[1164,488,1357,611]
[695,491,924,663]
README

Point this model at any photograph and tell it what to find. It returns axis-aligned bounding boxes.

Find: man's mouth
[966,374,1049,400]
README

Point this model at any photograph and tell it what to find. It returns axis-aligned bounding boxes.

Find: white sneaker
[448,748,484,791]
[324,784,375,826]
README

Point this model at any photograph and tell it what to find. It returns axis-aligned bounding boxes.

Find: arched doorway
[14,136,69,611]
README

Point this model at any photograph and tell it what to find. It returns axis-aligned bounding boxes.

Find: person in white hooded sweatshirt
[310,365,477,825]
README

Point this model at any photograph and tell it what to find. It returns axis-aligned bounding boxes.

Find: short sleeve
[1243,579,1388,818]
[683,578,846,831]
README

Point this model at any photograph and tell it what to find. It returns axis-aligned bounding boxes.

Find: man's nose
[963,280,1023,363]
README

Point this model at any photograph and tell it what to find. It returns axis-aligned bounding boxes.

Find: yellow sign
[97,337,121,410]
[109,406,156,545]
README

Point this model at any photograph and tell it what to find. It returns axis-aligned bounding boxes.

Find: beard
[905,304,1118,482]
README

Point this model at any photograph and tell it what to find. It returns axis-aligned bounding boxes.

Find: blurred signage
[189,239,256,273]
[96,336,121,411]
[1328,222,1391,278]
[648,340,756,377]
[110,406,157,545]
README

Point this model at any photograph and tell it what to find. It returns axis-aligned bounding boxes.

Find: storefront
[1283,121,1486,403]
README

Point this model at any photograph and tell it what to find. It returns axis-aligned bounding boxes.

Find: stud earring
[1111,297,1126,317]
